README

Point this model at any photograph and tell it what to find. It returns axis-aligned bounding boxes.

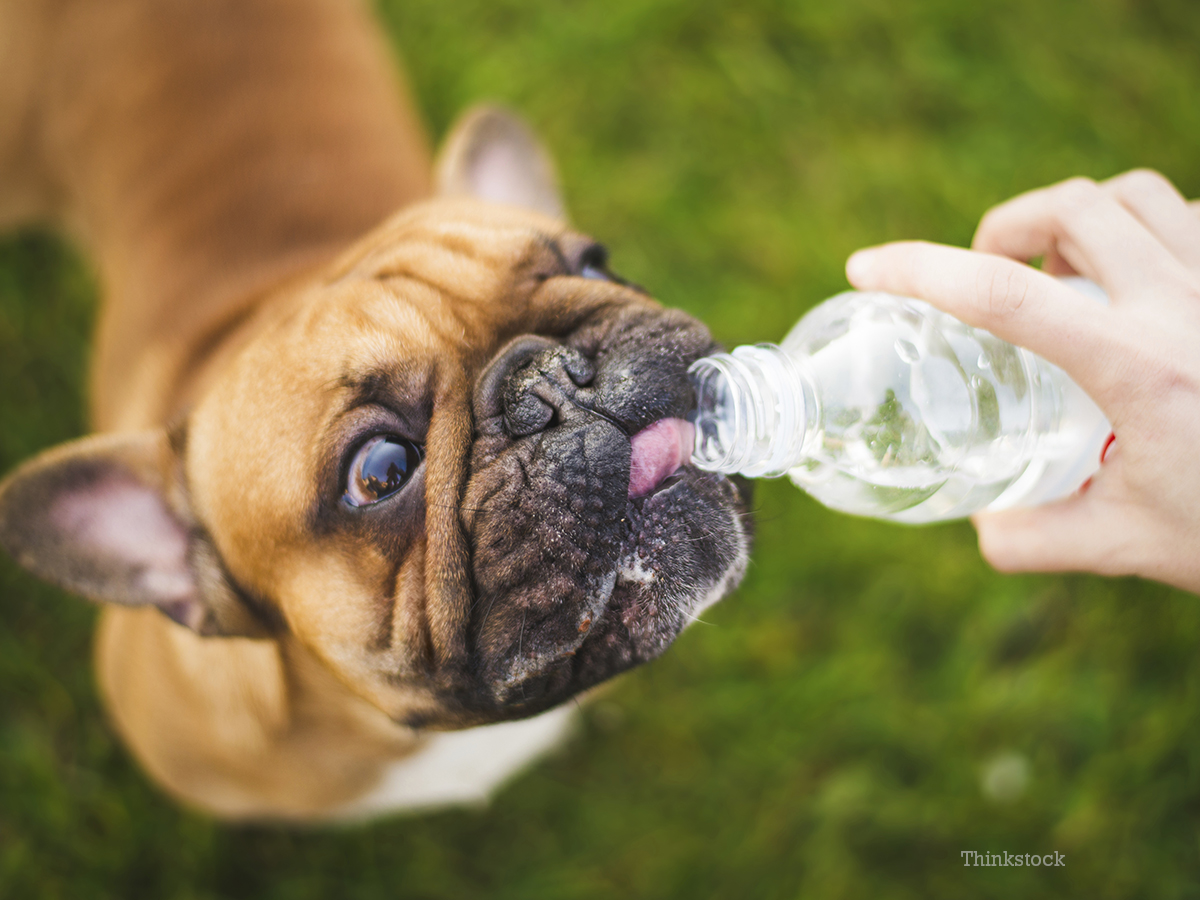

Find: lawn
[4,0,1200,897]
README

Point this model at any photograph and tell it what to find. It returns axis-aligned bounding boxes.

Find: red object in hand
[1080,431,1117,494]
[1100,431,1117,464]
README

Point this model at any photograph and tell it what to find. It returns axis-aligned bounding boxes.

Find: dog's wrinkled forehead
[321,199,625,345]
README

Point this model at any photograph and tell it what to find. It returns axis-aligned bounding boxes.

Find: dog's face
[186,198,750,726]
[0,112,751,731]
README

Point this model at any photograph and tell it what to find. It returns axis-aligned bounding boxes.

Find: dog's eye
[581,261,612,281]
[578,244,625,283]
[344,435,423,507]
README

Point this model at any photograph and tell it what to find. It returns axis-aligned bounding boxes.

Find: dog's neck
[29,0,433,429]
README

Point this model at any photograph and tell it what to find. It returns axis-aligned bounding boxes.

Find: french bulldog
[0,0,750,819]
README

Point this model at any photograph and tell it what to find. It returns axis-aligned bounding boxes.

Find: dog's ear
[435,105,565,219]
[0,431,275,638]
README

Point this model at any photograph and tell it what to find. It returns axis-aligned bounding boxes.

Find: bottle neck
[688,343,812,477]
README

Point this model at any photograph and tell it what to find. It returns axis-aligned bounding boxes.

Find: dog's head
[0,109,751,728]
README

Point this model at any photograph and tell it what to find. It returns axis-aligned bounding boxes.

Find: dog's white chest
[336,704,576,819]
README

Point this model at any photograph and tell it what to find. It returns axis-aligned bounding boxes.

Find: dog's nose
[473,336,596,436]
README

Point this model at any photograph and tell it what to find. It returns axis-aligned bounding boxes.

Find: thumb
[970,491,1136,577]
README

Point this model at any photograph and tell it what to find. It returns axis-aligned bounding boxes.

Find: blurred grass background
[4,0,1200,897]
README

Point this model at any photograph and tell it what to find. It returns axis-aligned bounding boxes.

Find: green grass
[4,0,1200,896]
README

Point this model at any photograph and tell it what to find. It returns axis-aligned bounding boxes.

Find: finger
[1191,199,1200,220]
[1040,249,1078,277]
[1102,169,1200,273]
[846,241,1110,378]
[978,498,1200,595]
[971,491,1139,577]
[971,177,1193,299]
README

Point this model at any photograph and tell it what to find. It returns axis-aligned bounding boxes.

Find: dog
[0,0,750,820]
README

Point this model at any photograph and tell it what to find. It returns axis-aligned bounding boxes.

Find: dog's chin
[483,464,748,713]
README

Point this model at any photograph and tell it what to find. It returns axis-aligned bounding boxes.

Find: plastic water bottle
[688,278,1112,524]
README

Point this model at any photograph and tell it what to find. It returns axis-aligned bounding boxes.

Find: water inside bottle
[782,294,1079,523]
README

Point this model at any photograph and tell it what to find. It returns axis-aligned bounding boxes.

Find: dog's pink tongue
[628,418,695,499]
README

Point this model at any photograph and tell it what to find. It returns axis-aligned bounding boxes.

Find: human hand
[844,170,1200,594]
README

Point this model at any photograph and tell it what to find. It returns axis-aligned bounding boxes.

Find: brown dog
[0,0,750,819]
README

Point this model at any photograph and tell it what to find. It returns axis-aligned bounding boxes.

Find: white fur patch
[617,558,657,586]
[335,704,577,820]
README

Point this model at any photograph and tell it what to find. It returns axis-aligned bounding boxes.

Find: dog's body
[0,0,750,819]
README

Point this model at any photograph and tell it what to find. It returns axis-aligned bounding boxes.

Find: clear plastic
[689,279,1111,524]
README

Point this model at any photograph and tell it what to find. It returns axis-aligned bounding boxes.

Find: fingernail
[846,249,878,284]
[1100,431,1116,464]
